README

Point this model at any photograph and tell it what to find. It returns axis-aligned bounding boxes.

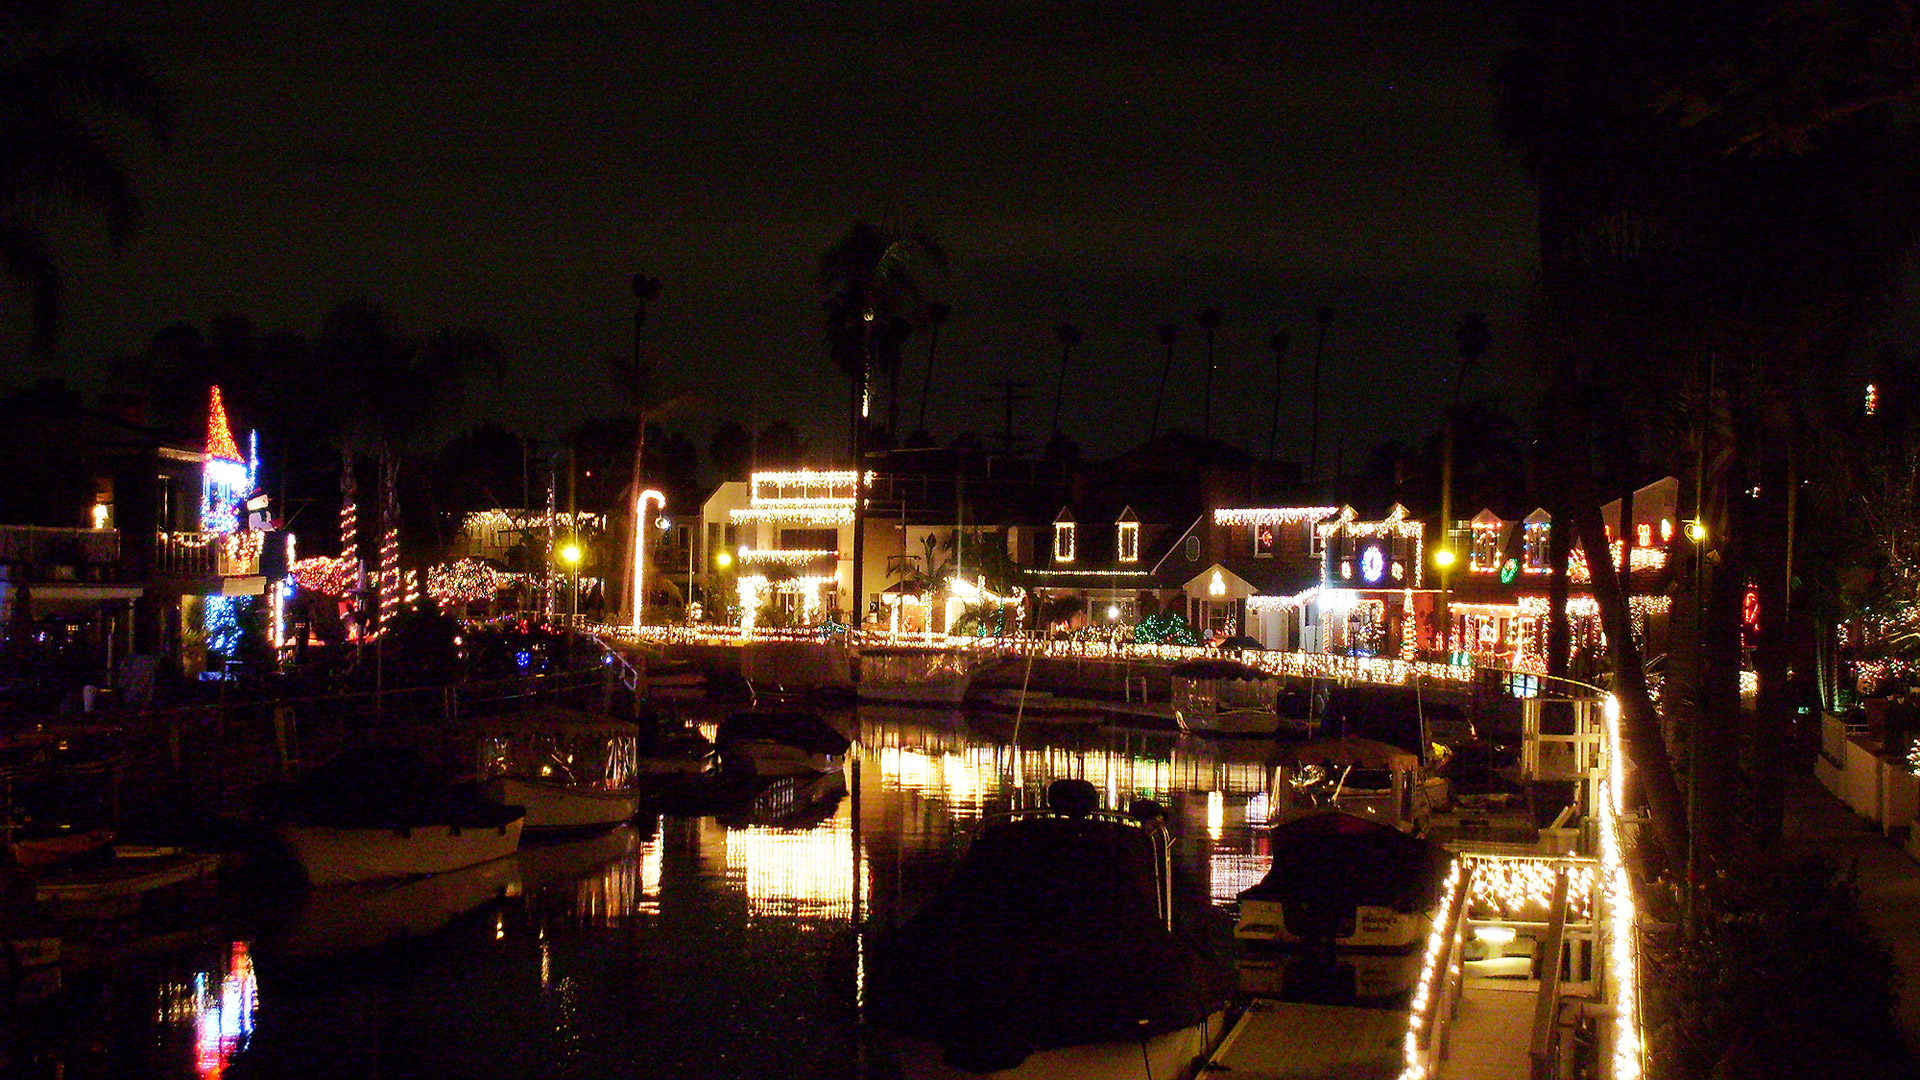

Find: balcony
[0,525,123,581]
[150,531,263,578]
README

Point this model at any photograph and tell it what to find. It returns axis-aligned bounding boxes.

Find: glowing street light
[1433,548,1456,568]
[1685,520,1708,544]
[559,543,581,625]
[715,550,734,569]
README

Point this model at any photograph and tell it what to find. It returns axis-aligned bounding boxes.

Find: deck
[1435,985,1539,1080]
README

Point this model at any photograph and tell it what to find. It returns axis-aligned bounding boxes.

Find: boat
[858,646,977,705]
[1,726,123,868]
[869,778,1235,1079]
[1266,736,1442,833]
[270,854,523,959]
[257,749,525,887]
[712,710,850,778]
[1170,658,1281,736]
[475,707,645,832]
[1234,810,1453,954]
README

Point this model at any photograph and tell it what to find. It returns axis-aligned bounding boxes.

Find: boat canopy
[1169,658,1273,682]
[475,707,641,791]
[1272,736,1419,771]
[1240,810,1452,912]
[715,710,852,756]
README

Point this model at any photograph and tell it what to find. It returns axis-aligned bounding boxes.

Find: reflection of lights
[1208,852,1270,904]
[725,819,868,919]
[1247,791,1269,822]
[163,942,256,1080]
[1206,789,1224,840]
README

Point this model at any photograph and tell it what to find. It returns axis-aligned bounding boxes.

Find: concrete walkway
[1782,767,1920,1056]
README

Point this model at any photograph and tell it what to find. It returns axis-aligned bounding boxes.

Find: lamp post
[560,543,582,627]
[631,489,666,630]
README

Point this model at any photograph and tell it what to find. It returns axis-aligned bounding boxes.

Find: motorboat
[1171,658,1281,736]
[257,749,524,887]
[858,646,977,705]
[1266,736,1442,833]
[475,707,644,832]
[270,852,524,958]
[1234,810,1453,953]
[869,779,1235,1079]
[1,726,122,868]
[713,710,850,778]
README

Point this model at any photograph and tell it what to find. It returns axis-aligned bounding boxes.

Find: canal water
[20,702,1280,1080]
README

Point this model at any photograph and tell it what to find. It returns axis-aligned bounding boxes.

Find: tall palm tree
[1196,307,1221,440]
[1310,305,1333,482]
[0,3,170,352]
[819,221,947,455]
[1436,312,1491,658]
[1150,322,1178,440]
[1266,331,1291,462]
[1049,322,1082,442]
[820,220,946,627]
[914,301,951,439]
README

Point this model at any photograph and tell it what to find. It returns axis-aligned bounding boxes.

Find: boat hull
[720,740,843,778]
[280,819,524,887]
[481,776,638,832]
[1177,708,1280,736]
[884,1013,1227,1080]
[1235,897,1434,951]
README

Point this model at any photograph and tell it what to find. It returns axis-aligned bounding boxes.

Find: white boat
[279,818,523,888]
[474,707,645,832]
[870,779,1235,1078]
[858,647,976,705]
[714,710,851,778]
[480,776,639,832]
[1233,809,1452,954]
[1171,658,1280,735]
[1266,735,1439,833]
[274,851,524,957]
[259,749,527,887]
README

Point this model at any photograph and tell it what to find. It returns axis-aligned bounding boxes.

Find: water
[15,703,1280,1080]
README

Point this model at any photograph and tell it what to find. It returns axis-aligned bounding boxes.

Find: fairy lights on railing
[1400,857,1468,1080]
[738,547,838,566]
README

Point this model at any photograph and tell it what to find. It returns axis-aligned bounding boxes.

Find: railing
[149,531,261,577]
[0,524,121,569]
[1523,698,1608,782]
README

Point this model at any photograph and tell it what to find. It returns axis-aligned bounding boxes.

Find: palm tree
[1436,312,1491,658]
[1049,322,1082,442]
[1266,331,1291,462]
[1310,305,1332,482]
[0,4,170,351]
[1196,307,1221,440]
[820,220,946,628]
[1150,322,1178,439]
[819,221,947,455]
[914,301,951,439]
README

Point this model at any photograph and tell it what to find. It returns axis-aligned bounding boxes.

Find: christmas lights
[729,506,855,525]
[738,548,838,566]
[1212,506,1340,526]
[427,558,506,605]
[1465,856,1597,922]
[291,555,359,596]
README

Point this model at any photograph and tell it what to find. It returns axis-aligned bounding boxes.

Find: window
[1053,522,1076,563]
[1636,522,1652,547]
[1253,522,1276,558]
[1117,520,1139,562]
[1185,535,1200,562]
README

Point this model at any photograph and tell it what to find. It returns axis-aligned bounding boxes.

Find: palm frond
[0,215,60,351]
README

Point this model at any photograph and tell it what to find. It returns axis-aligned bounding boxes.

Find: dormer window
[1054,521,1076,563]
[1117,520,1139,562]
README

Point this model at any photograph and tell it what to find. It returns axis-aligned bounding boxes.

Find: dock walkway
[1434,984,1537,1080]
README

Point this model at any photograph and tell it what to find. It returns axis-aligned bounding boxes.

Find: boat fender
[1129,798,1167,824]
[1046,778,1099,816]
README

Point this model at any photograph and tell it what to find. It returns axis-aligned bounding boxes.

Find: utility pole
[980,379,1033,455]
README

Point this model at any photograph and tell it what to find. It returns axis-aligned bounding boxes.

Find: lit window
[1636,523,1652,547]
[1053,522,1076,563]
[1117,521,1139,563]
[1660,518,1673,542]
[1254,523,1275,558]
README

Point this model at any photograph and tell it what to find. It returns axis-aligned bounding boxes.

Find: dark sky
[36,0,1538,465]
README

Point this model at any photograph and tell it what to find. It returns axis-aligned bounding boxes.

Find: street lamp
[559,543,581,626]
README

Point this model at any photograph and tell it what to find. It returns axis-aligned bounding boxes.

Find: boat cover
[1239,811,1452,912]
[1169,658,1273,682]
[869,814,1234,1070]
[258,749,524,831]
[715,711,851,755]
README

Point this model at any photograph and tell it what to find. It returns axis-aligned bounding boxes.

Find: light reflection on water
[73,704,1279,1080]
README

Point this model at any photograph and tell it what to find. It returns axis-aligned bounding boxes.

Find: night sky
[38,0,1538,464]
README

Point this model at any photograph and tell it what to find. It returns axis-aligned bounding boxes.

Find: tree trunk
[1568,479,1689,869]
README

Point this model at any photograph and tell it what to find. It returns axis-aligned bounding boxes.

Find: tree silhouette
[709,419,751,482]
[1150,322,1178,440]
[1196,307,1221,440]
[1049,322,1082,442]
[0,4,170,351]
[819,220,947,455]
[1266,330,1291,463]
[914,301,951,440]
[1310,305,1332,482]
